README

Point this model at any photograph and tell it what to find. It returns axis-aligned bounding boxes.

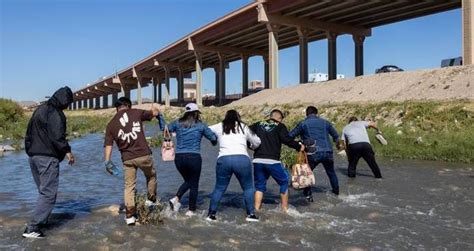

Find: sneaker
[246,214,259,222]
[332,189,340,196]
[206,214,217,222]
[145,199,157,208]
[169,197,181,212]
[306,196,314,202]
[185,210,196,217]
[125,216,137,225]
[22,228,45,239]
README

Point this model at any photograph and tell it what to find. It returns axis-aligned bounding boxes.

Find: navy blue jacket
[289,115,339,153]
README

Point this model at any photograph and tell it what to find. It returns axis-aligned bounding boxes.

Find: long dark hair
[223,109,245,134]
[179,111,201,128]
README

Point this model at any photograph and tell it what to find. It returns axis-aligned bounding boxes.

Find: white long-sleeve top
[209,122,261,158]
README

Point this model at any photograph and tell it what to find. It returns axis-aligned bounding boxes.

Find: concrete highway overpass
[71,0,472,110]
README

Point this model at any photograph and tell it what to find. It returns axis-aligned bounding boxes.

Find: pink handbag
[161,125,175,161]
[291,152,315,189]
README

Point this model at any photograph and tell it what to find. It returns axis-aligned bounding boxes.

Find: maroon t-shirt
[104,109,153,161]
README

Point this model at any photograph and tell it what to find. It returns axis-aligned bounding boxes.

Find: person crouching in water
[341,116,382,179]
[161,103,217,216]
[206,110,261,222]
[103,97,161,225]
[250,109,304,213]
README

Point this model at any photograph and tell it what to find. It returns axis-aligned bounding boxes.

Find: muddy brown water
[0,132,473,250]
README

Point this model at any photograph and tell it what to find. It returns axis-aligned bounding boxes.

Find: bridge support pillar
[242,54,249,97]
[137,79,142,105]
[164,67,171,108]
[177,68,184,106]
[218,53,226,105]
[152,79,158,103]
[263,56,269,89]
[194,53,203,106]
[353,35,365,76]
[95,97,100,109]
[158,80,162,104]
[112,93,118,105]
[327,32,338,80]
[298,28,309,83]
[463,0,473,64]
[267,24,279,89]
[102,94,109,109]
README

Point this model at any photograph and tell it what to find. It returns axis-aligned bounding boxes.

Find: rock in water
[0,145,15,151]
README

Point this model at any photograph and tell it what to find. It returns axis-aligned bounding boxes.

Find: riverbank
[1,99,473,163]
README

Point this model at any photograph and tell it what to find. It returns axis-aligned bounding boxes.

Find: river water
[0,131,473,250]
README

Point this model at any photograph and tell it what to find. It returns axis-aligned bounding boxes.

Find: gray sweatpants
[28,155,59,231]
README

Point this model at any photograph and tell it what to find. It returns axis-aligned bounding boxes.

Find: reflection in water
[0,133,473,249]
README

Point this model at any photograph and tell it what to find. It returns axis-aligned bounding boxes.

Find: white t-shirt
[209,122,261,158]
[342,121,371,144]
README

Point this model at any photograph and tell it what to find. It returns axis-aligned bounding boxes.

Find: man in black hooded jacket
[23,86,75,238]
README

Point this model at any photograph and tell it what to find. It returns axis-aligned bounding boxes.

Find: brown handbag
[291,152,315,189]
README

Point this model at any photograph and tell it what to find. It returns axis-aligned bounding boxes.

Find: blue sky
[0,0,462,102]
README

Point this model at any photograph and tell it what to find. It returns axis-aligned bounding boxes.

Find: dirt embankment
[230,65,474,107]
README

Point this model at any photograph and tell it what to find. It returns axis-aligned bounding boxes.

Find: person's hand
[336,140,346,151]
[66,152,75,165]
[299,143,305,152]
[104,160,119,175]
[151,104,160,117]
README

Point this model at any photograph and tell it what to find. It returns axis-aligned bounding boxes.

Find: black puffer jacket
[25,87,73,161]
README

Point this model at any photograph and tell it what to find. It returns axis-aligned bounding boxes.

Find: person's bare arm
[151,104,160,117]
[368,121,381,133]
[104,145,113,162]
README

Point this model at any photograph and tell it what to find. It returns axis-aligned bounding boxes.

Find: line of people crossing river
[22,87,383,238]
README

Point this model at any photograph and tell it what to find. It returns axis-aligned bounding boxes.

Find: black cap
[114,97,132,108]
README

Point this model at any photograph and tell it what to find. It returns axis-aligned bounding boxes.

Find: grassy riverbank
[1,99,473,163]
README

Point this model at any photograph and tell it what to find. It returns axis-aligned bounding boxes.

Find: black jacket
[250,119,301,161]
[25,87,73,161]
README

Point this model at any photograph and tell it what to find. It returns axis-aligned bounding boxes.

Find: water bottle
[104,160,120,176]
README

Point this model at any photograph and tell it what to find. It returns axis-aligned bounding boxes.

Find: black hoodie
[250,119,301,161]
[25,87,74,161]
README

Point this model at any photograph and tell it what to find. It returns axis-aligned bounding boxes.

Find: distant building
[309,72,345,82]
[249,80,264,90]
[184,79,196,99]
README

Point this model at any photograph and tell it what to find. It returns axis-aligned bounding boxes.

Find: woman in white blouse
[206,110,261,222]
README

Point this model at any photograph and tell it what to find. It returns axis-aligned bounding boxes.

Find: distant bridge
[71,0,471,110]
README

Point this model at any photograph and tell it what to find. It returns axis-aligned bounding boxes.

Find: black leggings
[347,142,382,178]
[174,153,202,211]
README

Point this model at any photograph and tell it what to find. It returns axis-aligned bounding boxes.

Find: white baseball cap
[184,103,200,113]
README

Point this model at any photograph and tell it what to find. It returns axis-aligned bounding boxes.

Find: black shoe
[246,214,259,222]
[348,175,356,178]
[306,196,314,202]
[206,214,217,222]
[332,189,339,196]
[22,228,45,239]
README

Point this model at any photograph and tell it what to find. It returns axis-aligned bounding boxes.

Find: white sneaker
[145,199,156,207]
[125,216,137,225]
[185,210,196,217]
[169,197,181,212]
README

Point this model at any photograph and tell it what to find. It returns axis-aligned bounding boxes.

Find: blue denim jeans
[208,155,255,215]
[304,151,339,196]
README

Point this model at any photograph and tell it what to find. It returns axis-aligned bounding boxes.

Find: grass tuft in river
[135,194,165,225]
